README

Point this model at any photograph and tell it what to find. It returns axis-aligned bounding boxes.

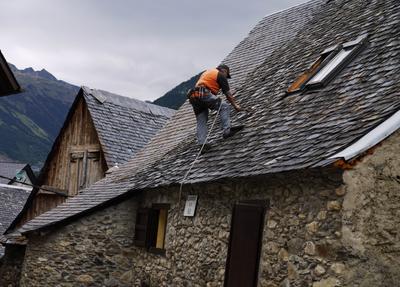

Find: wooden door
[224,201,267,287]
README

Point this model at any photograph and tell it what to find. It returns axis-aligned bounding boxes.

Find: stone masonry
[339,130,400,286]
[0,244,26,287]
[17,131,400,287]
[19,168,344,287]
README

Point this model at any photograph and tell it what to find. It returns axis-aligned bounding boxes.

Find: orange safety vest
[195,69,220,95]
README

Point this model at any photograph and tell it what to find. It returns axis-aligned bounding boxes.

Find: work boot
[223,125,244,139]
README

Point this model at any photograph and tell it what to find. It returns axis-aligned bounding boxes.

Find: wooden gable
[17,95,107,227]
[42,96,107,193]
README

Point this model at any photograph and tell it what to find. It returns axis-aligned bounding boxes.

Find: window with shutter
[134,204,169,254]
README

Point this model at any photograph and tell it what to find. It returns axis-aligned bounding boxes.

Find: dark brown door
[224,201,267,287]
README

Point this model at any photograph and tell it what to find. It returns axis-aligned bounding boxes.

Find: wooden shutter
[85,151,101,187]
[134,208,159,248]
[67,149,102,195]
[134,208,150,247]
[68,152,84,196]
[155,209,167,249]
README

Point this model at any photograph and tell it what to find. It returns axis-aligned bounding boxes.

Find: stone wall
[17,131,400,287]
[19,168,347,287]
[339,130,400,286]
[0,244,26,287]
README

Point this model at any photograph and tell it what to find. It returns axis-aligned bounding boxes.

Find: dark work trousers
[190,92,231,144]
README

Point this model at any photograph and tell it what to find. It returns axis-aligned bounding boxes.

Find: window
[287,34,368,93]
[134,204,169,255]
[307,48,353,85]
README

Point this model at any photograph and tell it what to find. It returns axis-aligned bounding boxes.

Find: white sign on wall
[183,195,198,217]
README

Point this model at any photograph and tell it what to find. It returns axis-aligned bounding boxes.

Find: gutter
[329,110,400,161]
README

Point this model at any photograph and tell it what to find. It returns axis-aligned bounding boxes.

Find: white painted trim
[0,183,31,191]
[329,110,400,161]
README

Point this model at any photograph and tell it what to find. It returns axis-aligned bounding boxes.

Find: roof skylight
[307,48,353,85]
[287,34,368,93]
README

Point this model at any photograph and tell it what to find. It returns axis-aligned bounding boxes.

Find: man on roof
[189,64,243,148]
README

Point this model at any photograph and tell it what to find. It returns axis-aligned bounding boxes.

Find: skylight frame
[305,34,368,89]
[306,47,354,86]
[286,45,341,94]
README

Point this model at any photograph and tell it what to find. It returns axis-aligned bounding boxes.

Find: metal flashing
[329,110,400,161]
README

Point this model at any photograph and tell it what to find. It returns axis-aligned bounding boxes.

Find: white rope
[178,96,223,202]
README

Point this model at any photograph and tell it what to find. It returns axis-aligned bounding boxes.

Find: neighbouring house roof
[0,162,26,184]
[15,0,400,234]
[35,85,176,186]
[81,86,176,167]
[0,162,35,186]
[37,86,175,178]
[0,51,21,96]
[0,186,30,254]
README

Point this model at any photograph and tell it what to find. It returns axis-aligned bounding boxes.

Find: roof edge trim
[0,51,21,94]
[329,110,400,161]
[0,183,31,191]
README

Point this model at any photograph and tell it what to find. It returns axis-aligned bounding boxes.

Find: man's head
[217,64,231,79]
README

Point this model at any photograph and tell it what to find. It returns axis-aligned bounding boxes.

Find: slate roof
[81,87,176,166]
[0,51,21,97]
[0,162,27,184]
[0,186,30,254]
[2,87,174,235]
[17,0,400,234]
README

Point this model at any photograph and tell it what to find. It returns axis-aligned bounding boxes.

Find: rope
[178,96,223,202]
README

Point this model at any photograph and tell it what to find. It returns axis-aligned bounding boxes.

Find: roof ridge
[82,86,175,118]
[260,0,324,20]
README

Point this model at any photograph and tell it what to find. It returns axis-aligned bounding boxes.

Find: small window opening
[134,204,169,255]
[287,34,368,94]
[286,52,331,93]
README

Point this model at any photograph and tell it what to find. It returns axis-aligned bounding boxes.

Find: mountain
[0,65,79,168]
[153,73,201,110]
[0,64,198,168]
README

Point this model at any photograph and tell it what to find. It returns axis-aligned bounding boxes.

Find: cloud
[0,0,307,101]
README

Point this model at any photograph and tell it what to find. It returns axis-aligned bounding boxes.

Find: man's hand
[226,92,241,112]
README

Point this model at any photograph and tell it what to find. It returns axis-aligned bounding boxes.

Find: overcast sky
[0,0,306,101]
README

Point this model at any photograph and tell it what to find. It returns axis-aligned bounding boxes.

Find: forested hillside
[153,73,201,110]
[0,65,78,168]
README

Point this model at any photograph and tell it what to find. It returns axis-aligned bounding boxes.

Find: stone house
[7,86,175,230]
[0,50,21,97]
[5,0,400,286]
